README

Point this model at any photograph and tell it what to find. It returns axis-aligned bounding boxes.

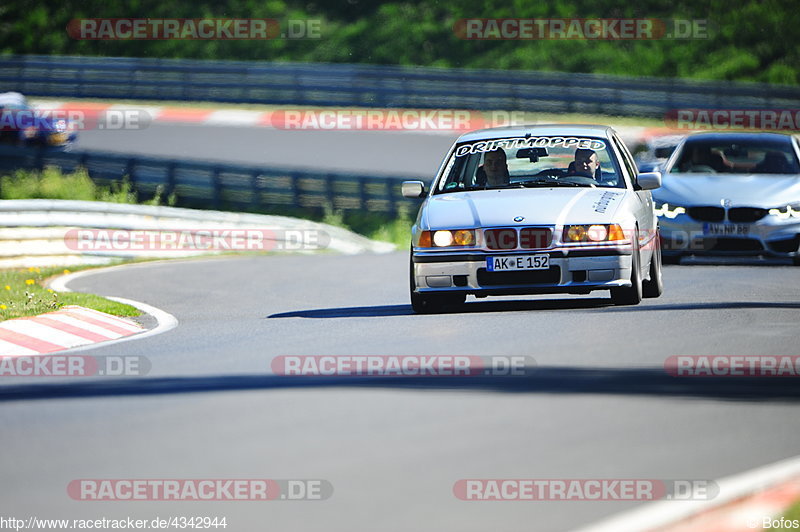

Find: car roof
[456,124,617,143]
[682,131,795,144]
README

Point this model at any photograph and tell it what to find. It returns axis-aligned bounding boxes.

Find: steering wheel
[534,169,565,178]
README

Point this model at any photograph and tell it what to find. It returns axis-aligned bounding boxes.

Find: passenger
[567,148,601,179]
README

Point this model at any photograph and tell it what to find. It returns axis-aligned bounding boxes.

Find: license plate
[703,223,750,236]
[487,254,549,271]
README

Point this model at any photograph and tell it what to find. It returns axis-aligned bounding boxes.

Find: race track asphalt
[1,253,798,532]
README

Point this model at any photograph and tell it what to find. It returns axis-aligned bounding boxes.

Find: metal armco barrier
[0,145,420,216]
[2,55,799,117]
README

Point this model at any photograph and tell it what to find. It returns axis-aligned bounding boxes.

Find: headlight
[563,224,625,242]
[654,201,687,219]
[768,202,800,219]
[418,229,476,248]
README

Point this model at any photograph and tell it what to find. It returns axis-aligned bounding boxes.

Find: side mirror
[636,172,662,191]
[401,181,426,198]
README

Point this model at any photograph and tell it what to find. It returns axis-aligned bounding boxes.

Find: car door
[611,134,656,269]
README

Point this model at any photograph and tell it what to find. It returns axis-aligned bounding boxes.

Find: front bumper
[412,247,633,296]
[659,215,800,257]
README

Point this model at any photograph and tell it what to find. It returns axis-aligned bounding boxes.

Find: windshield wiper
[520,180,591,188]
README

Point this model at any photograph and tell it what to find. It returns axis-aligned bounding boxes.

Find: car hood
[655,173,800,208]
[422,188,628,229]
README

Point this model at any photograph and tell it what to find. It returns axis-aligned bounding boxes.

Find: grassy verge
[0,266,139,320]
[765,499,800,530]
[1,166,175,205]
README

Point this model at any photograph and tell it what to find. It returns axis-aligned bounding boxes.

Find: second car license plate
[703,223,750,236]
[487,254,549,271]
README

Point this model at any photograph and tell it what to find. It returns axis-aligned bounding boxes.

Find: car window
[669,138,800,174]
[611,135,637,187]
[435,135,625,193]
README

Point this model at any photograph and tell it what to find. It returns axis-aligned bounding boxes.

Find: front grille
[477,267,561,286]
[767,236,800,254]
[484,227,552,250]
[519,228,552,249]
[688,206,725,222]
[485,229,517,250]
[728,207,768,223]
[706,238,763,252]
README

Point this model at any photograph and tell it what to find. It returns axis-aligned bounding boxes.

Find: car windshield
[669,138,800,175]
[435,135,625,193]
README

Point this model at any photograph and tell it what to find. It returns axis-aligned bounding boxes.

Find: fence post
[166,162,177,201]
[211,166,222,209]
[250,171,261,210]
[125,158,138,202]
[290,172,300,208]
[359,177,369,211]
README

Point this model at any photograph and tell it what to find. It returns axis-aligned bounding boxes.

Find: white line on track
[572,454,800,532]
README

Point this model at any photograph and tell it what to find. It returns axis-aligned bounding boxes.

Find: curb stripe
[54,309,142,334]
[43,314,125,339]
[29,316,113,342]
[1,320,93,348]
[62,306,142,330]
[0,328,64,353]
[0,338,39,356]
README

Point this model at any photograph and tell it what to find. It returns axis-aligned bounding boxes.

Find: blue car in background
[0,92,77,150]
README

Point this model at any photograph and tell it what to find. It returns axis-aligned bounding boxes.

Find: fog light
[566,226,586,242]
[453,230,475,246]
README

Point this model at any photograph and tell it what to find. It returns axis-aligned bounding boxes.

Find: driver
[476,148,510,186]
[567,148,600,179]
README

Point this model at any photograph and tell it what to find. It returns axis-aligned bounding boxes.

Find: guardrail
[0,145,421,216]
[2,55,799,118]
[0,199,395,268]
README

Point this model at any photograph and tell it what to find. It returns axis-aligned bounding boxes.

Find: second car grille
[687,206,725,222]
[728,207,769,223]
[484,227,552,250]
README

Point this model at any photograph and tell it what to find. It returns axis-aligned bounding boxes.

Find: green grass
[0,266,139,320]
[765,499,800,530]
[1,166,175,205]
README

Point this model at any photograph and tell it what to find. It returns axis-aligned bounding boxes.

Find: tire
[409,251,465,313]
[642,232,664,299]
[611,232,643,306]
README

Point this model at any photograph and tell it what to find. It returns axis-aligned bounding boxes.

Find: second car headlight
[768,202,800,219]
[419,229,476,248]
[654,201,687,219]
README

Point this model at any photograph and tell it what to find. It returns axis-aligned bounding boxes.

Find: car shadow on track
[266,298,800,318]
[267,298,613,318]
[3,366,800,403]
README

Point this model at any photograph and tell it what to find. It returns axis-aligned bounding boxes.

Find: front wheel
[642,233,664,298]
[611,235,643,306]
